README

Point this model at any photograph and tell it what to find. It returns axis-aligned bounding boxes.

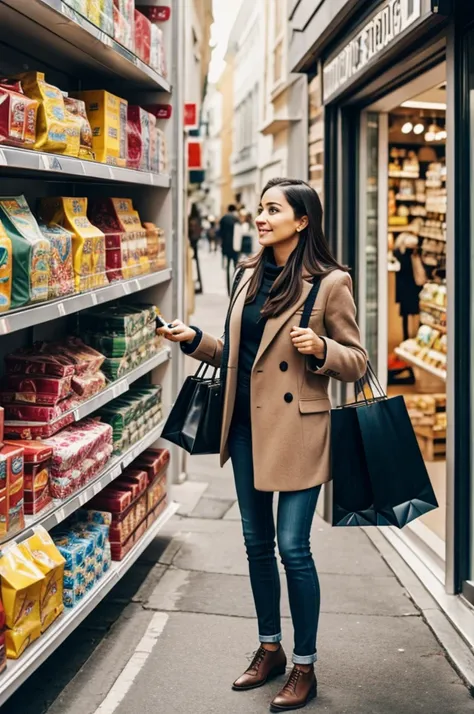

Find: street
[4,250,473,714]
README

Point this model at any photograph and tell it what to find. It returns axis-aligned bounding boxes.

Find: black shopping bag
[161,372,201,449]
[181,377,222,454]
[331,404,391,527]
[356,394,438,527]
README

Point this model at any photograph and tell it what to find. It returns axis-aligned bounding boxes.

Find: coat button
[284,392,293,403]
[279,361,288,372]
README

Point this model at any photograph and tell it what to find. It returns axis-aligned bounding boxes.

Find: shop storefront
[289,0,474,651]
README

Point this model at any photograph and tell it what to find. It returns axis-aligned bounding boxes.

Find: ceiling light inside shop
[401,100,447,110]
[413,123,425,134]
[401,122,413,134]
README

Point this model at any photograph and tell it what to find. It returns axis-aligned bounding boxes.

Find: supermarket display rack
[0,0,184,702]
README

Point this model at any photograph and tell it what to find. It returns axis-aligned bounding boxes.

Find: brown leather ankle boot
[232,645,287,691]
[270,665,317,711]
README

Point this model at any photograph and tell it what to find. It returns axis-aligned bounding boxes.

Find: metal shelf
[0,269,172,336]
[0,146,171,186]
[63,347,171,422]
[0,0,171,92]
[394,347,447,382]
[0,499,179,707]
[0,420,166,548]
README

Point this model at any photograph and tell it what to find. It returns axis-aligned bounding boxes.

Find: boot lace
[247,646,266,674]
[283,667,302,693]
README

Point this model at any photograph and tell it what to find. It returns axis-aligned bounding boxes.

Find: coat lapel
[227,268,253,368]
[254,278,314,367]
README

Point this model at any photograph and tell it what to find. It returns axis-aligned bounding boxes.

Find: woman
[234,210,257,257]
[159,178,367,711]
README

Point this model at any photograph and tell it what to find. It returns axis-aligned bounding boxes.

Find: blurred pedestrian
[160,177,367,711]
[219,203,239,295]
[188,204,203,294]
[234,210,257,258]
[206,215,218,252]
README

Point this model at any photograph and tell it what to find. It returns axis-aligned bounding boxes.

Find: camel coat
[186,268,367,492]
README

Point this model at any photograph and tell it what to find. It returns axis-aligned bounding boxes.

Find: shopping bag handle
[354,361,387,405]
[193,360,219,383]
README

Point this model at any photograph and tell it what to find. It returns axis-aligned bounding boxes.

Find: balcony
[231,144,258,176]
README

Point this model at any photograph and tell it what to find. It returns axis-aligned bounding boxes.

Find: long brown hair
[242,178,348,318]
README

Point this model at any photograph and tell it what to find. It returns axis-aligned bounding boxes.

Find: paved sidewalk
[5,249,473,714]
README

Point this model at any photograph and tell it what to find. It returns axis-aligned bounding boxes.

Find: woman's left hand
[290,326,326,358]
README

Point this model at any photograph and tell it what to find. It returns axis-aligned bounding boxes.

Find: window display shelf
[0,498,178,707]
[0,269,172,336]
[420,301,447,313]
[394,347,447,382]
[0,0,171,92]
[64,347,171,422]
[0,146,171,187]
[0,419,166,549]
[388,172,420,179]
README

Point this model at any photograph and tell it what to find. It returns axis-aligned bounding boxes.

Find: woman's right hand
[158,320,197,344]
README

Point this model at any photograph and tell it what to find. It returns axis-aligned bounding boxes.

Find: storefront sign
[323,0,423,102]
[187,139,203,169]
[184,103,198,129]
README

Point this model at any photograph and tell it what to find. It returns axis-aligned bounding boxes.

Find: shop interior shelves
[0,146,171,186]
[0,498,179,707]
[394,346,447,382]
[420,301,447,313]
[0,0,171,92]
[64,346,171,422]
[0,418,167,549]
[0,268,172,336]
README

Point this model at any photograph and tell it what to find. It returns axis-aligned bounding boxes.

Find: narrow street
[5,249,473,714]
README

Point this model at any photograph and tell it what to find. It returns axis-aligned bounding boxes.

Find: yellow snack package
[142,222,166,272]
[63,106,82,158]
[39,197,107,292]
[112,198,149,278]
[19,526,65,633]
[16,72,67,154]
[75,90,127,167]
[0,543,43,659]
[0,221,12,312]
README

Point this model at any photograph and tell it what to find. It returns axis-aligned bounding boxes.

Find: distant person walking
[234,210,257,258]
[206,216,218,252]
[219,204,239,295]
[188,204,203,294]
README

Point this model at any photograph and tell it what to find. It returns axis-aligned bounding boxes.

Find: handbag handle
[299,277,322,329]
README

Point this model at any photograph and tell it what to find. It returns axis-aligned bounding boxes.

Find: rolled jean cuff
[292,652,317,665]
[259,633,282,644]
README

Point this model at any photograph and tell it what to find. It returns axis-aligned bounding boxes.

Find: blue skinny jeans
[229,418,321,665]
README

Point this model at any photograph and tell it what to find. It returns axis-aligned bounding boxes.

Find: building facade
[288,0,474,666]
[201,83,223,219]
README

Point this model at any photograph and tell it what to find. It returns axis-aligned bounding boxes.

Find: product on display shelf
[0,221,12,312]
[7,440,53,516]
[63,97,95,161]
[38,223,75,300]
[0,197,50,308]
[110,199,148,275]
[39,197,107,292]
[0,600,5,673]
[134,10,152,65]
[87,0,114,36]
[79,303,157,362]
[127,106,147,171]
[0,79,38,148]
[142,222,166,270]
[76,90,127,167]
[19,527,65,632]
[98,386,162,454]
[64,0,87,13]
[0,374,73,406]
[0,442,25,539]
[113,0,135,51]
[16,72,68,154]
[0,543,43,658]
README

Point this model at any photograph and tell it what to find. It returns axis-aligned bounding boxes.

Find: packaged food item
[10,440,52,515]
[0,79,39,147]
[4,398,74,423]
[71,371,107,399]
[39,197,107,292]
[0,543,43,658]
[119,96,128,168]
[76,90,127,167]
[112,198,149,275]
[0,443,24,538]
[87,0,114,35]
[4,410,74,441]
[88,198,130,282]
[0,196,50,307]
[0,374,72,405]
[52,534,86,608]
[63,97,94,161]
[113,0,134,50]
[146,471,166,513]
[17,72,67,153]
[157,128,168,173]
[4,348,76,378]
[45,419,112,474]
[149,112,159,174]
[38,223,75,299]
[0,220,12,311]
[19,527,65,632]
[150,24,166,75]
[62,102,82,158]
[142,222,166,271]
[134,10,152,65]
[134,448,170,482]
[126,105,142,171]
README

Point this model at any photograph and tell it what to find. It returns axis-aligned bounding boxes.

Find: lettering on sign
[323,0,422,102]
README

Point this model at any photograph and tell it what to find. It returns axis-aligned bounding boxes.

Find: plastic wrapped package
[80,303,155,337]
[0,79,38,148]
[39,197,107,292]
[63,97,94,161]
[71,371,107,399]
[83,320,155,358]
[17,72,67,153]
[87,0,114,35]
[0,221,12,311]
[4,396,76,423]
[4,348,75,378]
[62,104,81,158]
[52,534,86,608]
[50,337,105,377]
[134,10,151,65]
[127,107,151,172]
[45,419,113,474]
[147,494,167,529]
[79,509,112,526]
[111,199,148,275]
[113,0,134,50]
[147,473,166,513]
[0,196,50,307]
[38,223,75,300]
[76,90,127,167]
[88,198,135,282]
[135,448,170,483]
[157,128,168,173]
[0,374,72,405]
[142,222,166,271]
[0,543,43,658]
[150,23,166,75]
[19,527,65,632]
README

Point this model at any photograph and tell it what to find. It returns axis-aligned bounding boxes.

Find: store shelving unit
[394,346,447,382]
[0,0,184,703]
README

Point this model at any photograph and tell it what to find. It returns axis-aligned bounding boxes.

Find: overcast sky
[208,0,243,83]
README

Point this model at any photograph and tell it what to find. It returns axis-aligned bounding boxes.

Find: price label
[0,149,6,166]
[42,155,63,172]
[57,302,66,317]
[54,507,66,524]
[92,481,102,495]
[90,292,98,306]
[78,492,87,506]
[0,317,10,335]
[113,380,128,398]
[73,408,81,421]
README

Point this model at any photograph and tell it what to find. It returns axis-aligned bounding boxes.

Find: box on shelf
[17,72,68,153]
[7,440,53,516]
[134,10,152,65]
[113,0,134,50]
[0,196,50,308]
[0,442,25,539]
[87,0,114,36]
[76,90,127,167]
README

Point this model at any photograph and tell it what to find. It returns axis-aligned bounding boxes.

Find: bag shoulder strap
[229,266,245,303]
[299,277,322,328]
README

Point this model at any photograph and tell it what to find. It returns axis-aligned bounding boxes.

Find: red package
[24,483,51,515]
[4,411,74,440]
[126,106,143,170]
[111,533,134,561]
[72,371,106,399]
[0,80,38,147]
[0,443,24,537]
[134,10,151,65]
[146,472,166,513]
[114,479,141,501]
[89,488,132,514]
[149,112,159,174]
[9,440,52,514]
[4,395,76,423]
[46,419,113,474]
[53,338,105,377]
[88,198,126,282]
[0,374,72,405]
[5,349,76,378]
[134,448,170,482]
[134,515,148,543]
[120,468,148,493]
[147,495,167,528]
